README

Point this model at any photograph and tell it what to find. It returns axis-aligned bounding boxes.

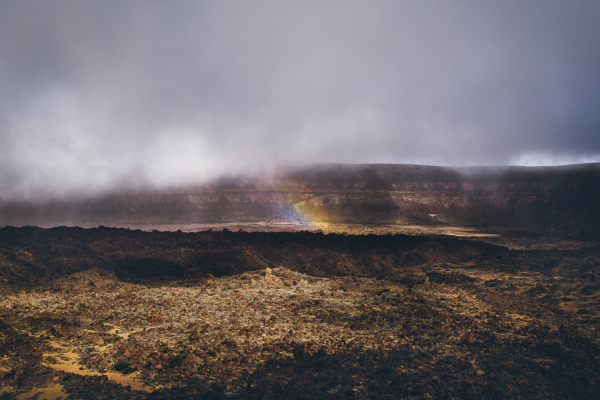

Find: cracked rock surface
[0,228,599,399]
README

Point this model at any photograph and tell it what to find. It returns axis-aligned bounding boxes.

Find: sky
[1,1,600,199]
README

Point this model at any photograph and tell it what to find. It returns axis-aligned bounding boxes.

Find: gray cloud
[1,1,600,199]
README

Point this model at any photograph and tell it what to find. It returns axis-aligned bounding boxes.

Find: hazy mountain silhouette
[1,163,599,240]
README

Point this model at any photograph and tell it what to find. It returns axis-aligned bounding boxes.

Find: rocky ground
[0,228,599,399]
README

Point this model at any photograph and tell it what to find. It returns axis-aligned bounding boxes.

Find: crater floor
[1,230,600,399]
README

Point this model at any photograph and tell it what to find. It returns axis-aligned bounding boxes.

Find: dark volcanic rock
[1,227,600,399]
[0,226,501,288]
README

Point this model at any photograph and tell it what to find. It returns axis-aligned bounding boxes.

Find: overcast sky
[1,1,600,199]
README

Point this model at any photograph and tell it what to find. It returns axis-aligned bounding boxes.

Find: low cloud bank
[1,1,600,200]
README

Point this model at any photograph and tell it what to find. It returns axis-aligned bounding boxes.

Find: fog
[1,1,600,199]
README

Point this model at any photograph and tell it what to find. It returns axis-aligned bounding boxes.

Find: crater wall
[1,163,599,238]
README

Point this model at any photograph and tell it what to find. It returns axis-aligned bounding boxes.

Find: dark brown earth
[1,227,600,399]
[0,226,500,288]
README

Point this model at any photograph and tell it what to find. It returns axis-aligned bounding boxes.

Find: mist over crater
[1,1,600,201]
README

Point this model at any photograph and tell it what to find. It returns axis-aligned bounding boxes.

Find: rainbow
[264,193,330,231]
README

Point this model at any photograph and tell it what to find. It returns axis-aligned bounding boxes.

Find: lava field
[0,227,599,399]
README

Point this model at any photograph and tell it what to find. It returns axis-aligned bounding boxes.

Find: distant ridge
[1,163,599,239]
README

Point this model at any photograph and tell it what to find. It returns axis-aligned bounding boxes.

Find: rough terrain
[0,227,599,399]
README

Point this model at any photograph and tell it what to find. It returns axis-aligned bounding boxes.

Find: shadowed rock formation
[0,226,501,288]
